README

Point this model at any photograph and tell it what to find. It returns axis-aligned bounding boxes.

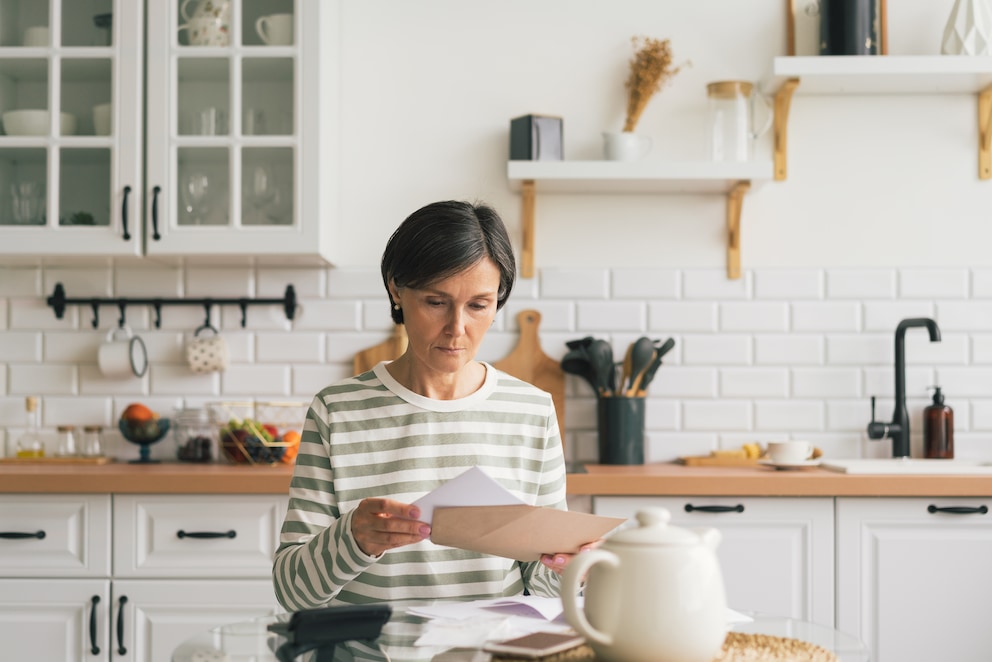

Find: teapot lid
[609,508,701,546]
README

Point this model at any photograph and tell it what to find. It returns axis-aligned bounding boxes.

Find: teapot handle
[180,0,195,22]
[560,550,618,647]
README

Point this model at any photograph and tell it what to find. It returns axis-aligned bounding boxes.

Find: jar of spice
[173,407,217,463]
[55,425,77,456]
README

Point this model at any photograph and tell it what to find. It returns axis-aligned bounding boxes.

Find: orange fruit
[281,430,301,464]
[121,403,157,422]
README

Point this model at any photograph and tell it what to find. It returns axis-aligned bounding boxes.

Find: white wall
[2,0,991,463]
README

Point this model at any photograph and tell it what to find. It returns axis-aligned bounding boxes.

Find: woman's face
[391,257,500,378]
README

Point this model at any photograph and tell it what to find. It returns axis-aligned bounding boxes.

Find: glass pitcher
[706,81,772,162]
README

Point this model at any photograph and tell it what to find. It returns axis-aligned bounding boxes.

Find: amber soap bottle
[923,387,954,459]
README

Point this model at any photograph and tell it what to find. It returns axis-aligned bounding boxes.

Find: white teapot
[561,508,728,662]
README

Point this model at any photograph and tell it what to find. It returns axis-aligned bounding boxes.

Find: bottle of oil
[15,396,44,458]
[923,386,954,459]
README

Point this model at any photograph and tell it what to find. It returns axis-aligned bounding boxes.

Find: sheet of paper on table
[412,466,626,561]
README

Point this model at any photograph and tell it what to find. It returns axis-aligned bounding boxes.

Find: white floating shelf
[769,55,992,95]
[506,160,773,194]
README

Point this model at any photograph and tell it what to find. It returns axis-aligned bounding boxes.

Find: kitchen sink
[821,458,992,475]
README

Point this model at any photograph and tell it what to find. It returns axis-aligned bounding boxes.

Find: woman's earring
[393,303,400,311]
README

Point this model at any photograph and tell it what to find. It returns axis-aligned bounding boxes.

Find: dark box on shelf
[509,114,563,161]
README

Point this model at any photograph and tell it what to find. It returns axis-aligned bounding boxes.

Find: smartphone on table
[483,631,586,658]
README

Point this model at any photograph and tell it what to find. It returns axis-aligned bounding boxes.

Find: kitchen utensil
[565,336,594,351]
[493,310,566,440]
[97,325,148,379]
[597,396,645,465]
[185,325,229,373]
[353,324,408,374]
[626,348,656,396]
[178,0,231,46]
[636,337,675,394]
[255,13,293,45]
[586,339,614,396]
[561,349,599,395]
[561,507,728,662]
[626,336,656,395]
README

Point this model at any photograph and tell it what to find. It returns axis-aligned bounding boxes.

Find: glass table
[172,603,869,662]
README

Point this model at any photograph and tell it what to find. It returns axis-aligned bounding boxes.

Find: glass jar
[82,426,103,457]
[55,425,77,456]
[173,407,217,463]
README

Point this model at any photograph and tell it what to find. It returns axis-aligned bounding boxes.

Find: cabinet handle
[89,595,101,655]
[116,595,128,655]
[177,529,237,539]
[0,530,46,539]
[151,185,162,240]
[121,185,132,241]
[684,504,745,513]
[927,504,989,515]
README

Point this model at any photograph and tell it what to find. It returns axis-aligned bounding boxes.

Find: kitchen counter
[2,461,992,496]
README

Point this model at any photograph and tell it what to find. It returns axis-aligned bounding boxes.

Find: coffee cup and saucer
[758,440,821,470]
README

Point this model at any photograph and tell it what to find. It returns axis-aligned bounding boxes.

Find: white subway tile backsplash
[826,400,869,431]
[827,269,895,299]
[682,335,750,365]
[899,269,969,299]
[79,366,148,396]
[44,396,112,427]
[754,401,824,431]
[292,365,350,397]
[935,368,992,397]
[362,300,398,331]
[258,268,325,298]
[220,365,289,395]
[683,400,751,431]
[683,270,750,300]
[328,332,391,364]
[10,364,77,395]
[502,302,572,332]
[44,267,112,297]
[294,299,360,331]
[512,276,539,301]
[114,267,183,297]
[43,331,102,363]
[864,367,934,399]
[719,302,789,332]
[256,332,324,363]
[644,433,717,463]
[611,269,678,299]
[576,301,644,331]
[904,333,968,365]
[800,433,862,459]
[185,268,254,296]
[792,368,861,398]
[720,368,789,397]
[826,334,891,365]
[863,301,934,331]
[327,268,382,298]
[221,303,291,331]
[754,335,823,365]
[0,300,7,330]
[0,268,41,296]
[974,270,992,298]
[143,331,187,365]
[0,366,6,396]
[645,398,679,430]
[541,269,609,299]
[973,335,992,363]
[0,332,41,362]
[649,302,716,332]
[754,270,822,300]
[972,400,992,430]
[9,297,78,330]
[150,365,219,396]
[791,302,860,332]
[646,367,717,398]
[935,301,992,330]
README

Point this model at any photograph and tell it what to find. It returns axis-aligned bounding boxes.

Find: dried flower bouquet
[623,36,688,133]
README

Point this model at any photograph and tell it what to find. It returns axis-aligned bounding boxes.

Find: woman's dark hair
[381,200,516,324]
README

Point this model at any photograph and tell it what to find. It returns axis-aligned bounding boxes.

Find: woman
[273,200,574,610]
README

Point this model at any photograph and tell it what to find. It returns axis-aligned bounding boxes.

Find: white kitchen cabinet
[593,496,835,627]
[0,493,285,662]
[836,497,992,662]
[0,0,335,263]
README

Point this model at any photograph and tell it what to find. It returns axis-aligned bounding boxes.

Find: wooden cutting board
[353,325,408,375]
[493,310,566,442]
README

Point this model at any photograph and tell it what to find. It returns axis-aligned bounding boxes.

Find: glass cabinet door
[146,0,308,257]
[0,0,143,257]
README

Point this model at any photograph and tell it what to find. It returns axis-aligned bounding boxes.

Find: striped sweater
[272,361,567,610]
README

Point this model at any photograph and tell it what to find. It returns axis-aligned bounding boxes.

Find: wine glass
[246,164,276,224]
[180,171,210,225]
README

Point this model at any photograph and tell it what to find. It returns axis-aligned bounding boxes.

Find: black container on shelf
[819,0,878,55]
[596,396,645,465]
[509,114,563,161]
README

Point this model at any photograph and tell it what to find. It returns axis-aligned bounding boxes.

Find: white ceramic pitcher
[561,507,728,662]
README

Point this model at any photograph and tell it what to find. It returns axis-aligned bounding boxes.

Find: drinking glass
[11,181,43,225]
[245,164,276,224]
[180,171,211,224]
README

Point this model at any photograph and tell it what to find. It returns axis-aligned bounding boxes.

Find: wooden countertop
[1,461,991,497]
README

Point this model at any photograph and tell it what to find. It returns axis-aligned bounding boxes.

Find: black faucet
[867,317,941,458]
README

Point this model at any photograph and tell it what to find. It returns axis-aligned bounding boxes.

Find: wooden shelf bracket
[773,78,799,181]
[979,84,992,179]
[521,179,536,278]
[726,180,751,280]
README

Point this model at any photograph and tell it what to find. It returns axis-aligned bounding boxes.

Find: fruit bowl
[119,418,171,464]
[208,401,305,466]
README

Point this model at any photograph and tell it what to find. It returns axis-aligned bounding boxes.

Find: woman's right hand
[351,498,431,557]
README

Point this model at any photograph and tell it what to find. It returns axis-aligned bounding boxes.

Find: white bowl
[2,110,77,136]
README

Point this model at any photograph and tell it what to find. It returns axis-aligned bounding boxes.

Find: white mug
[186,327,229,374]
[766,440,813,464]
[603,131,652,161]
[97,326,148,379]
[255,13,293,46]
[178,16,230,46]
[92,103,112,136]
[23,26,49,47]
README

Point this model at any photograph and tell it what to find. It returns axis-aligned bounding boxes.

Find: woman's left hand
[539,540,602,575]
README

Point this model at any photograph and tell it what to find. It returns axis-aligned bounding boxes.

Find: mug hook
[195,303,218,336]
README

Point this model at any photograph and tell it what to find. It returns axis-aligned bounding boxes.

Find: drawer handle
[0,530,46,539]
[177,529,237,539]
[89,595,101,655]
[116,595,128,655]
[684,504,745,514]
[927,505,989,515]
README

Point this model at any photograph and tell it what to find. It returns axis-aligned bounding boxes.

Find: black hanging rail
[46,283,297,329]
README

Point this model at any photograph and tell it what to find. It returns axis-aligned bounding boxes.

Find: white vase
[942,0,992,55]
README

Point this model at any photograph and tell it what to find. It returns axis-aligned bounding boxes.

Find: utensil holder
[597,396,645,465]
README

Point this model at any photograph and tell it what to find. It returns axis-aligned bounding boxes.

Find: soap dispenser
[923,387,954,459]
